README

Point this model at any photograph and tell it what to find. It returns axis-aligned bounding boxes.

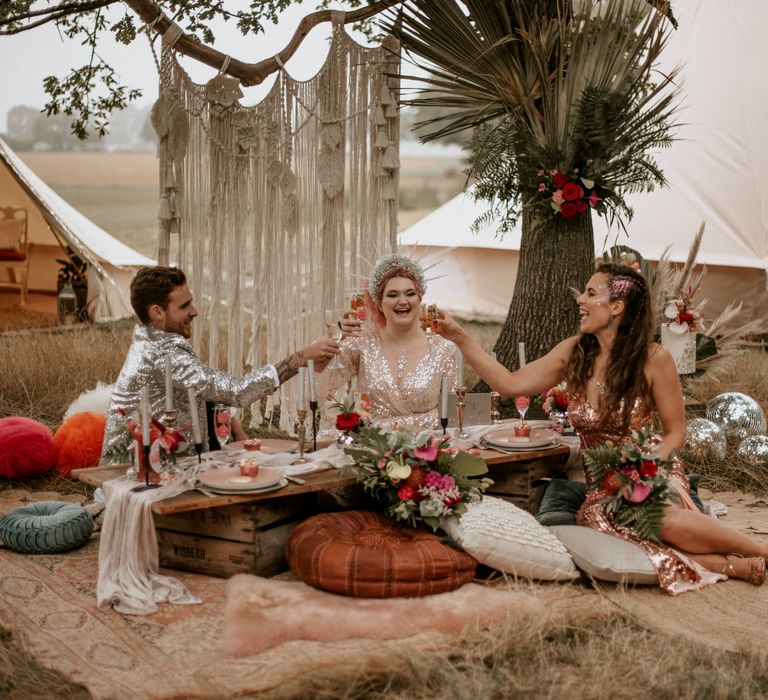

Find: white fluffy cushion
[64,382,115,420]
[549,525,657,584]
[441,496,579,581]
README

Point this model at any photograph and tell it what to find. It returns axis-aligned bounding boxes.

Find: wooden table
[74,445,570,578]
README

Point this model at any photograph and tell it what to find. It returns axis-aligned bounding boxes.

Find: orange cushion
[287,510,477,598]
[0,249,26,261]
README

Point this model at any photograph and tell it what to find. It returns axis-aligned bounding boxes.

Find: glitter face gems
[577,273,614,334]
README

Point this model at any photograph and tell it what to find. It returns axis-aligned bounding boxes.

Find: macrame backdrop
[151,24,400,433]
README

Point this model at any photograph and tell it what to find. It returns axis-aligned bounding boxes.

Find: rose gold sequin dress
[327,331,457,432]
[569,392,723,595]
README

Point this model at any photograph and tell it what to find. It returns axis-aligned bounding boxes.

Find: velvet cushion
[0,501,94,554]
[0,218,23,250]
[535,478,586,526]
[441,496,578,581]
[287,510,477,598]
[550,525,657,584]
[0,249,26,261]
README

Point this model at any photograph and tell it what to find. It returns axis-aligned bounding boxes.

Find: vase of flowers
[582,426,679,542]
[342,425,492,532]
[661,287,702,375]
[327,389,371,445]
[542,382,571,432]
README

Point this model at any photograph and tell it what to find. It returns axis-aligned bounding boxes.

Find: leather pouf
[286,510,477,598]
[0,501,94,554]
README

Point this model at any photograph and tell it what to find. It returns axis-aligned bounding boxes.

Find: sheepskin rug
[222,574,544,657]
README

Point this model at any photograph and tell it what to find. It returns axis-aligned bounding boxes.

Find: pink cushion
[0,249,26,261]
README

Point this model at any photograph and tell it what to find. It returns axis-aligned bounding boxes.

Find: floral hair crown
[367,253,426,300]
[608,276,636,299]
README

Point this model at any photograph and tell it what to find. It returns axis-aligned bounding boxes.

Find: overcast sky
[0,4,358,132]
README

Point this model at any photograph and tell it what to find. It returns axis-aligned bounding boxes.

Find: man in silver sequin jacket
[101,266,338,462]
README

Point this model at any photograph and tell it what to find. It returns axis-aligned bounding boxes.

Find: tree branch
[0,0,117,35]
[123,0,401,86]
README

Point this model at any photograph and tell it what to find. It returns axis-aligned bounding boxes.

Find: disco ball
[705,392,767,443]
[680,418,727,462]
[735,435,768,469]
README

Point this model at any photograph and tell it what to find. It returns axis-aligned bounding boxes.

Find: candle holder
[294,408,310,464]
[490,390,501,424]
[440,416,448,436]
[309,400,318,452]
[193,442,203,464]
[455,386,468,440]
[132,444,161,492]
[163,408,177,429]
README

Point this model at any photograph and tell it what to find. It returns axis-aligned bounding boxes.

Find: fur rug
[223,575,544,657]
[63,381,114,419]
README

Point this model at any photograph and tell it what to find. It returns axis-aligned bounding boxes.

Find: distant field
[18,151,466,259]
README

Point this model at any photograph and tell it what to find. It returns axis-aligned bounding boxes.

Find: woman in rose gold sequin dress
[434,262,768,593]
[329,254,457,432]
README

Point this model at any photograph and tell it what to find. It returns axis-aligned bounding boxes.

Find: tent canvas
[399,0,768,325]
[0,137,154,321]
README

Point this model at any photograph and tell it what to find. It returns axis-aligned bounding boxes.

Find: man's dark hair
[130,266,187,324]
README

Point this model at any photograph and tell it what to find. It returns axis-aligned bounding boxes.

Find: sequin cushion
[440,496,579,581]
[286,510,477,598]
[550,525,657,584]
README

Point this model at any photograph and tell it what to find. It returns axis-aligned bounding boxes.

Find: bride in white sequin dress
[328,254,456,432]
[433,262,768,593]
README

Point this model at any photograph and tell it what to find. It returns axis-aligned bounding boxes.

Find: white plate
[224,438,299,454]
[198,466,284,491]
[198,477,288,495]
[483,427,558,449]
[483,440,560,452]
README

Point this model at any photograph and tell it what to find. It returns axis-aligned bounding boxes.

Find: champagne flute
[419,303,438,334]
[213,403,233,449]
[325,309,344,370]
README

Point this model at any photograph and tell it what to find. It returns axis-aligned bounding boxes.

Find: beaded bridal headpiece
[367,253,427,300]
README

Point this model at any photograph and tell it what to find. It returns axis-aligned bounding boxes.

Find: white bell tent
[399,1,768,325]
[0,137,154,320]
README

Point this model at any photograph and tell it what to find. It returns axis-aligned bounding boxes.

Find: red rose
[397,485,415,501]
[639,460,658,478]
[601,471,623,495]
[554,393,569,410]
[405,466,426,489]
[336,412,360,432]
[559,202,580,219]
[552,173,569,189]
[561,182,584,201]
[679,312,694,324]
[576,200,587,213]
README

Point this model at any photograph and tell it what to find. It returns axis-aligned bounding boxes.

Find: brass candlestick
[455,386,468,439]
[489,390,501,424]
[163,409,177,428]
[294,408,309,464]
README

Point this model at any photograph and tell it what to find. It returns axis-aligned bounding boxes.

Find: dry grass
[0,306,57,333]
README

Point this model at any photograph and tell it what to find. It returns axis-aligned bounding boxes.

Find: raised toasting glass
[325,308,344,370]
[213,404,233,449]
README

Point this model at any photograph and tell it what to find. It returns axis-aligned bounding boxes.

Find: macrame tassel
[374,129,390,149]
[381,144,400,170]
[165,165,177,189]
[379,84,392,105]
[374,104,387,126]
[157,193,173,221]
[384,101,398,119]
[381,177,397,201]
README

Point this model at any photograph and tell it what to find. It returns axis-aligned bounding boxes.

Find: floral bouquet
[343,425,492,531]
[663,286,703,335]
[536,165,610,220]
[542,382,570,414]
[582,426,679,542]
[326,388,371,434]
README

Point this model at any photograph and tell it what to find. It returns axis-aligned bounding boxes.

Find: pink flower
[515,396,530,409]
[538,183,547,192]
[552,190,564,205]
[424,471,443,488]
[413,445,438,461]
[589,191,602,208]
[549,169,558,176]
[624,481,651,503]
[377,458,387,469]
[439,474,456,491]
[537,169,545,177]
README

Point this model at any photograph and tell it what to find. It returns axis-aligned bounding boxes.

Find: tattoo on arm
[274,350,306,385]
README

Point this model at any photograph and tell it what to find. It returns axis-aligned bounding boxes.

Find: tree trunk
[473,204,595,393]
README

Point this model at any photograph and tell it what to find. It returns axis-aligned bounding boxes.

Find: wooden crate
[154,493,316,578]
[484,455,566,514]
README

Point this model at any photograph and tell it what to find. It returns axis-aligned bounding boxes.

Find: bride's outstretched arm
[433,310,574,397]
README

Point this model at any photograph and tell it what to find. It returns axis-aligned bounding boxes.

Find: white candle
[307,360,317,402]
[518,342,527,368]
[297,367,306,409]
[440,376,449,419]
[140,386,151,446]
[187,387,202,445]
[456,350,464,388]
[164,355,174,412]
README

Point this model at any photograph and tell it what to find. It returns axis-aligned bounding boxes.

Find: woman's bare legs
[682,553,766,585]
[661,506,768,559]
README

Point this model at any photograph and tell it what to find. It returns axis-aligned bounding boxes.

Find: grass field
[17,151,467,259]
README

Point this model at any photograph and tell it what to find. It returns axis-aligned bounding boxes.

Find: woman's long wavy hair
[564,263,654,431]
